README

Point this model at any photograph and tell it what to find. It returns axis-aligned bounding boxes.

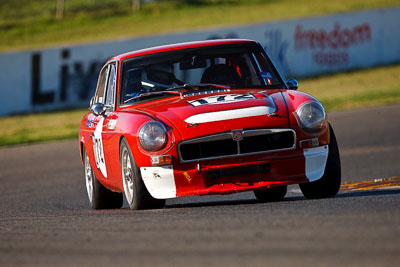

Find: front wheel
[83,146,123,209]
[299,124,341,199]
[120,138,165,210]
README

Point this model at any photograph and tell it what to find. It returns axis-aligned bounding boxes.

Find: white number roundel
[92,117,107,178]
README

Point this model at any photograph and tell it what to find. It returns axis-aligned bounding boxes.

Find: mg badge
[232,129,243,141]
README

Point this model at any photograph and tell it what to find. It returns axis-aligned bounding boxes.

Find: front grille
[178,129,296,162]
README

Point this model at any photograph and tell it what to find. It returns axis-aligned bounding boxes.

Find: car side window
[105,63,117,109]
[94,65,110,104]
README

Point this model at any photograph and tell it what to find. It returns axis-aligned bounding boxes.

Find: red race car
[79,39,341,210]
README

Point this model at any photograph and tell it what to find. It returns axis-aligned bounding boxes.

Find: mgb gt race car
[79,39,341,210]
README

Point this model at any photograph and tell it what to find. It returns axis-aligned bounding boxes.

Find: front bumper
[140,145,329,199]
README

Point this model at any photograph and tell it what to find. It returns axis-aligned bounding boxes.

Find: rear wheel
[120,138,165,210]
[299,124,341,199]
[254,185,287,202]
[83,147,123,209]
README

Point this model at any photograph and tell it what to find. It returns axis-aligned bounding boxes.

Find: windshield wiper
[166,83,230,91]
[166,84,231,97]
[123,90,181,104]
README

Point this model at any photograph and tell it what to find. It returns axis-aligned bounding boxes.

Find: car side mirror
[286,78,298,90]
[91,102,106,117]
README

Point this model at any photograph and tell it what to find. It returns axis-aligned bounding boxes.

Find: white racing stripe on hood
[185,106,276,124]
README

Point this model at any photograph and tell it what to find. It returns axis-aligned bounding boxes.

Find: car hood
[133,89,290,141]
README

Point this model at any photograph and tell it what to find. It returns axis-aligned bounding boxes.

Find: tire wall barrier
[0,7,399,116]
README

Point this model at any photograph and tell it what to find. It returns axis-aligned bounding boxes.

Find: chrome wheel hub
[125,168,132,181]
[84,152,93,203]
[122,147,134,204]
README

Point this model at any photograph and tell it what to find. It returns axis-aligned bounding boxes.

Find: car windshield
[120,43,284,104]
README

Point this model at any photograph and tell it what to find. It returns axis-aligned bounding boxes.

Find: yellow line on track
[340,176,400,192]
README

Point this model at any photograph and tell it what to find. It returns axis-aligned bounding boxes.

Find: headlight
[295,101,327,135]
[138,121,168,152]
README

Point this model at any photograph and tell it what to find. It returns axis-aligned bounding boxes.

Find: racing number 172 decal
[187,94,256,107]
[92,117,108,178]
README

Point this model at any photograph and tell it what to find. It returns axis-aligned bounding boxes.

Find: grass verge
[0,63,399,147]
[0,109,86,147]
[300,63,400,110]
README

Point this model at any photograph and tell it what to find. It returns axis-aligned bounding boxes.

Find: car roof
[109,39,258,62]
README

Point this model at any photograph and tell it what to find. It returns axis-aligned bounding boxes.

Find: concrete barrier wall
[0,7,399,116]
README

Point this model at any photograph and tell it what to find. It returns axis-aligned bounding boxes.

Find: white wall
[0,7,399,116]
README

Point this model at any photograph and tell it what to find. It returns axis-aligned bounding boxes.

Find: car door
[89,64,110,181]
[99,62,119,185]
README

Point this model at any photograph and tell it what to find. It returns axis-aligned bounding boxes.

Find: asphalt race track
[1,105,399,266]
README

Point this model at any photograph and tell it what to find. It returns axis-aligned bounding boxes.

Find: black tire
[83,146,123,209]
[254,185,287,202]
[299,124,341,199]
[120,138,165,210]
